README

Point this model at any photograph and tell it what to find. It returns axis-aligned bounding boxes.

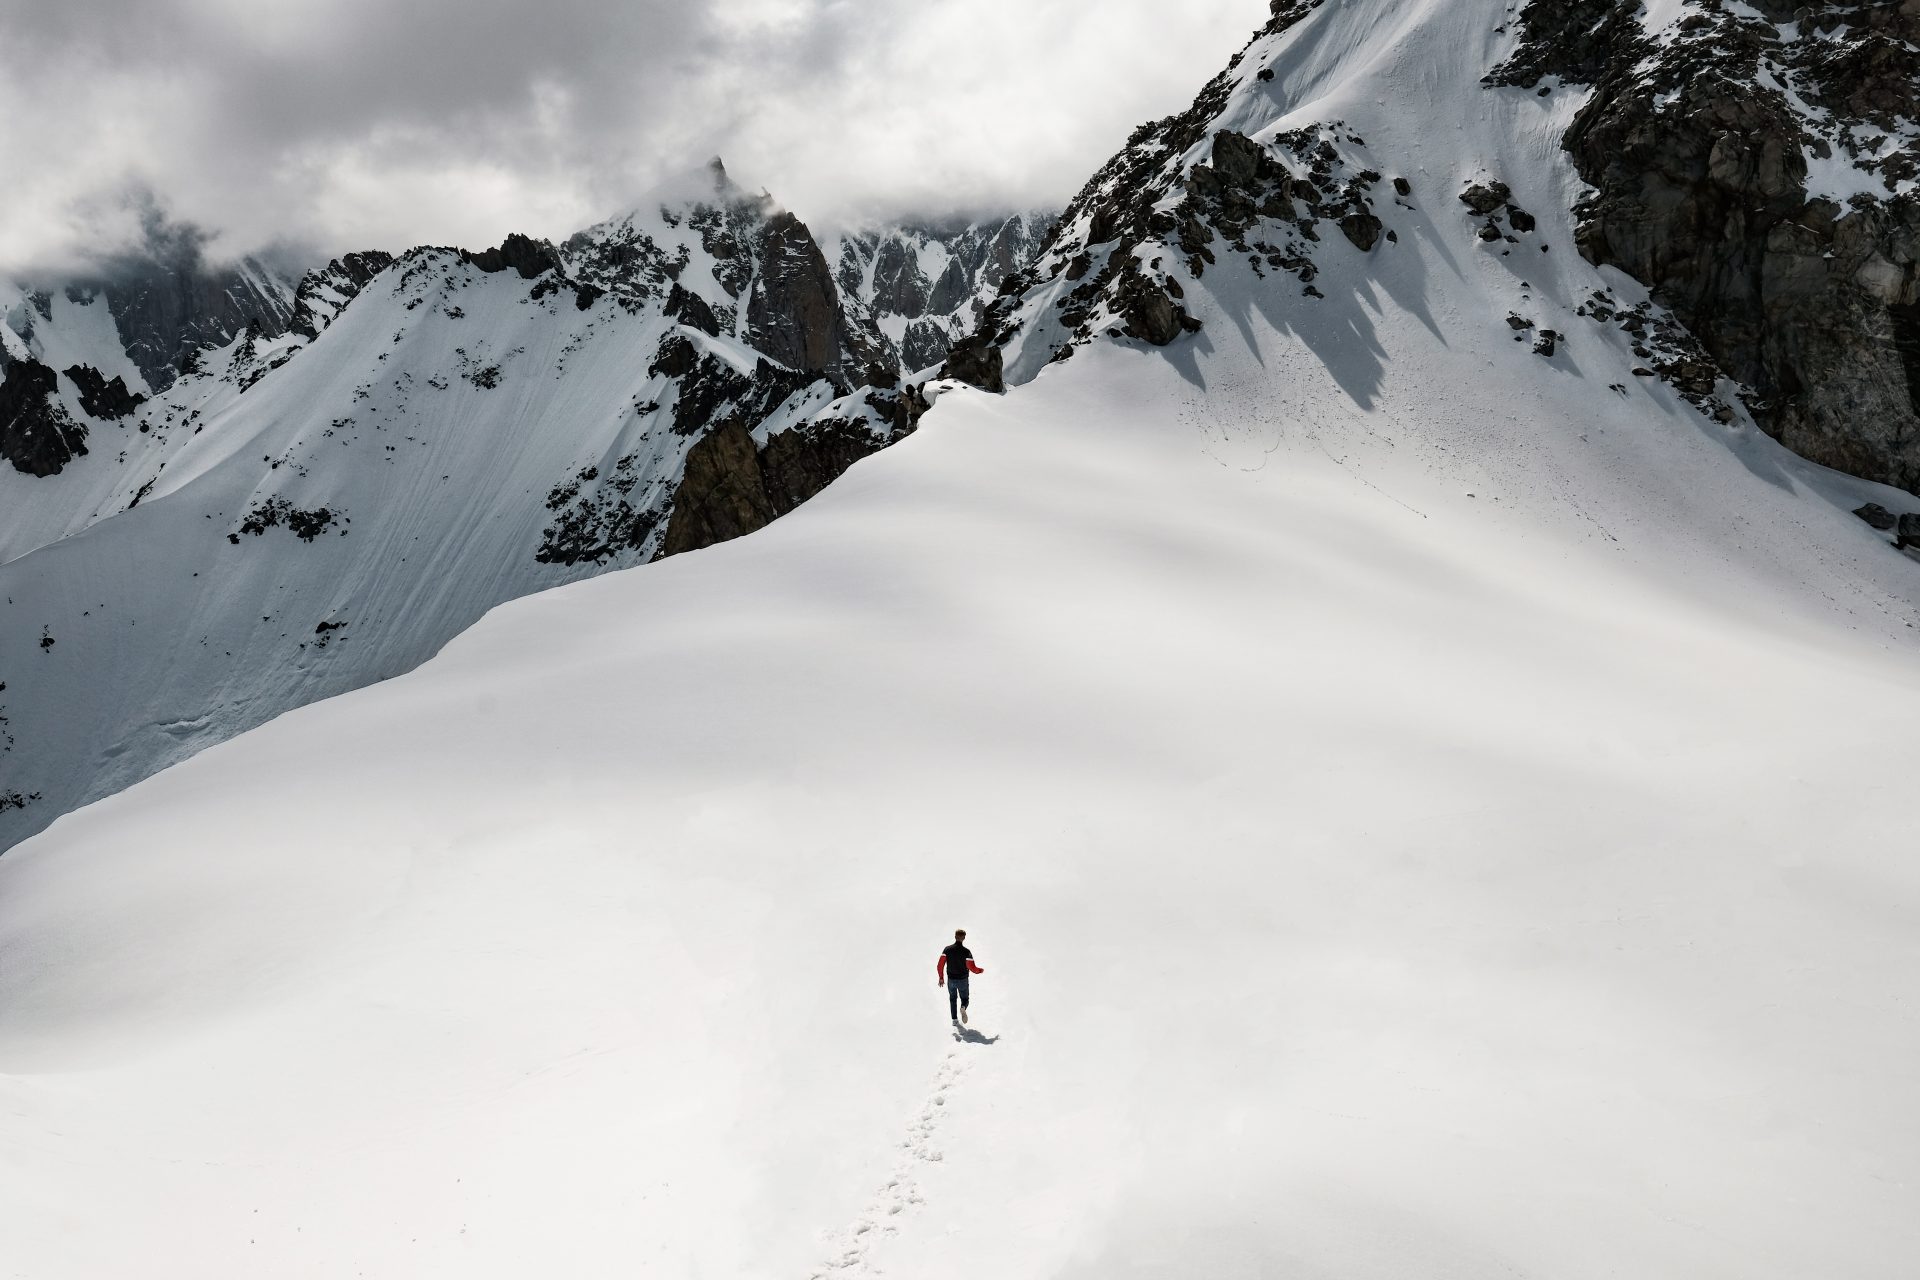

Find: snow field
[2,341,1918,1276]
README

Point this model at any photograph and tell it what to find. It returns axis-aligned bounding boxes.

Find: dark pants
[947,974,970,1020]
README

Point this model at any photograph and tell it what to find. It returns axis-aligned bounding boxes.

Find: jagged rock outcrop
[757,408,911,513]
[748,212,851,378]
[465,233,566,280]
[3,258,295,397]
[106,265,294,391]
[833,213,1053,371]
[1496,0,1920,492]
[658,421,778,556]
[62,364,145,419]
[1112,262,1187,345]
[1855,502,1899,531]
[939,334,1004,393]
[79,266,292,395]
[0,358,87,476]
[659,386,924,558]
[289,251,396,339]
[665,283,721,336]
[465,234,605,310]
[927,0,1406,383]
[564,161,900,387]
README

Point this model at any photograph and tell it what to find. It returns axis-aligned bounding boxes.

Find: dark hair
[954,928,966,940]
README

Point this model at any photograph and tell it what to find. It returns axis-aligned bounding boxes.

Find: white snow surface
[5,0,1920,1275]
[5,332,1918,1277]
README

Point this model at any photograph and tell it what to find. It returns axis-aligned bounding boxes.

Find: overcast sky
[0,0,1263,275]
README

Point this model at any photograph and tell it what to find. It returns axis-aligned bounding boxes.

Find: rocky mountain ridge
[944,0,1920,518]
[0,161,949,848]
[1500,0,1920,493]
[0,254,294,387]
[830,213,1053,372]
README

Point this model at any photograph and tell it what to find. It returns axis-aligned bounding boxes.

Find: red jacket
[937,954,985,981]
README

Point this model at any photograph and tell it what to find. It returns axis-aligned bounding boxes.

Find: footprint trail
[808,1048,969,1276]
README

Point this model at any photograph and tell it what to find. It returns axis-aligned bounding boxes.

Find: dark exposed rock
[234,496,340,542]
[898,319,952,374]
[747,212,847,379]
[535,454,663,566]
[870,238,932,319]
[1179,216,1216,260]
[80,257,296,391]
[1533,330,1560,357]
[659,389,924,559]
[1502,0,1920,493]
[1855,502,1898,530]
[539,369,916,567]
[465,233,565,280]
[1211,129,1269,187]
[955,66,1383,371]
[467,234,610,313]
[0,358,88,476]
[649,334,699,380]
[1507,207,1537,234]
[62,364,145,419]
[1339,213,1383,252]
[924,257,971,317]
[940,334,1005,393]
[668,351,814,439]
[665,283,721,336]
[547,277,604,311]
[759,413,900,516]
[961,0,1325,344]
[290,250,395,339]
[1460,181,1513,216]
[1114,262,1190,345]
[1488,0,1635,87]
[657,421,777,556]
[1392,176,1412,197]
[563,212,705,307]
[1900,512,1920,550]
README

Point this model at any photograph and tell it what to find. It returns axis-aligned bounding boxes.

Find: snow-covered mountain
[0,252,294,476]
[4,2,1920,1276]
[830,213,1053,372]
[0,161,927,845]
[0,247,295,396]
[945,0,1920,499]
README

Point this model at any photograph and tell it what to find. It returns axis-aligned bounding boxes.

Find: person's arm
[937,953,947,985]
[966,959,985,975]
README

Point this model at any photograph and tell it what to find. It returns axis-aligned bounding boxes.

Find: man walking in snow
[937,928,984,1025]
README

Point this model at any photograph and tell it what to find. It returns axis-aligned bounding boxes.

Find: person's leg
[948,978,960,1021]
[955,975,969,1022]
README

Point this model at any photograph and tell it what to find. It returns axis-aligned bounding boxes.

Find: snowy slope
[3,338,1917,1277]
[0,167,921,847]
[5,1,1920,1276]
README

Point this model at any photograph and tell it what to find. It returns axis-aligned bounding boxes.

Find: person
[937,928,984,1025]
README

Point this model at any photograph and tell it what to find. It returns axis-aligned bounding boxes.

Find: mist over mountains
[0,0,1259,274]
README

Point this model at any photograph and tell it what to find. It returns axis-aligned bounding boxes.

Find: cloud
[0,0,1263,273]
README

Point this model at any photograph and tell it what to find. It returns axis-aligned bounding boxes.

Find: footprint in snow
[806,1050,967,1277]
